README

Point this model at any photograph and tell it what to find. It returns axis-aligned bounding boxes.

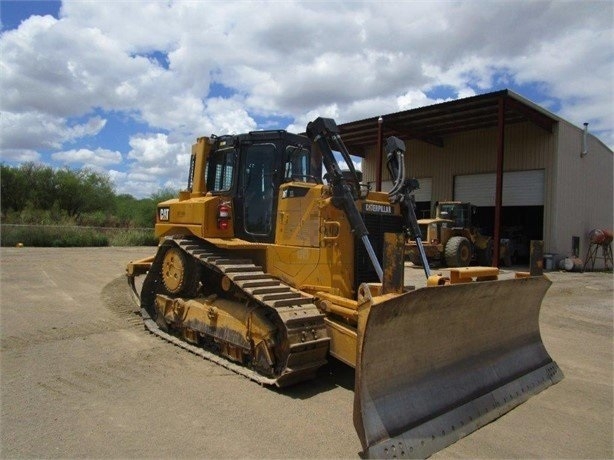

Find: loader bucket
[353,275,563,458]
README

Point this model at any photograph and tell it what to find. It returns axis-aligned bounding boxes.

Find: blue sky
[1,0,60,29]
[1,0,612,198]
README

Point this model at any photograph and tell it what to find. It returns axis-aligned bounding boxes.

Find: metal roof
[338,89,559,156]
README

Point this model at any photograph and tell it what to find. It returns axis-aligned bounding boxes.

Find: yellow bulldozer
[127,118,562,458]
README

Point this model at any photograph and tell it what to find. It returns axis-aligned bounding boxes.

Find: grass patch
[1,225,157,247]
[1,225,108,247]
[108,229,157,246]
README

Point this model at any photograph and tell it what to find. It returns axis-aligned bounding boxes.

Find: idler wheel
[162,247,191,295]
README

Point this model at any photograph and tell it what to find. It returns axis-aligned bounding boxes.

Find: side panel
[271,188,357,299]
[155,196,234,239]
[324,318,358,367]
[266,245,333,289]
[275,183,322,247]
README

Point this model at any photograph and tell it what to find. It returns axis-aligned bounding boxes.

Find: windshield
[439,203,469,227]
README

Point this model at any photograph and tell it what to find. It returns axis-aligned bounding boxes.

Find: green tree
[133,188,178,228]
[150,187,177,204]
[113,193,139,226]
[2,162,179,229]
[1,164,28,213]
[0,163,57,213]
[27,163,56,210]
[54,168,115,219]
[112,188,177,228]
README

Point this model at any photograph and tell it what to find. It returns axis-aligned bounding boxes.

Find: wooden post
[530,240,544,276]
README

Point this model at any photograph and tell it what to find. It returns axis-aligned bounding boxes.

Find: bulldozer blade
[353,275,563,458]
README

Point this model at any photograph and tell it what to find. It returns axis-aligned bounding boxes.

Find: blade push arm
[385,136,431,278]
[306,117,384,282]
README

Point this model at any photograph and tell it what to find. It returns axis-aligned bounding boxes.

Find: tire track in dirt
[1,277,143,352]
[33,348,177,400]
[29,276,182,400]
[101,275,143,326]
[1,319,125,351]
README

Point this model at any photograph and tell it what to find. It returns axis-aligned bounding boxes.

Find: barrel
[543,253,555,270]
[588,229,613,245]
[561,257,583,272]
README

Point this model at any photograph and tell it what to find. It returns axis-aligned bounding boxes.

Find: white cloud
[507,27,614,142]
[205,98,258,134]
[287,104,341,134]
[0,15,154,117]
[116,132,190,197]
[397,90,446,112]
[59,1,179,53]
[0,0,611,197]
[0,149,41,163]
[108,169,159,198]
[52,147,122,167]
[0,112,106,150]
[127,133,187,167]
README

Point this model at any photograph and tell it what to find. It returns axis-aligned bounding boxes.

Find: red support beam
[492,96,505,267]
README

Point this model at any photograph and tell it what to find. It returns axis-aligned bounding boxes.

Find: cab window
[284,146,311,182]
[206,148,235,192]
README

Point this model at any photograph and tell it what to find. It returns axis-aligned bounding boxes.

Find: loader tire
[445,236,472,267]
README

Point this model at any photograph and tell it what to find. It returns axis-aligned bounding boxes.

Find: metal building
[338,89,613,269]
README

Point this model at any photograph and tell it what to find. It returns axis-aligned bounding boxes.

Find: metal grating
[354,213,404,290]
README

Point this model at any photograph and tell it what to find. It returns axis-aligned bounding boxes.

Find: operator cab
[438,202,476,228]
[205,131,318,243]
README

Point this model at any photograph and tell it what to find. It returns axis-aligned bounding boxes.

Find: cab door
[237,143,279,242]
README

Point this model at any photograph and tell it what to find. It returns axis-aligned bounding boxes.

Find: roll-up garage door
[454,170,544,206]
[381,177,432,202]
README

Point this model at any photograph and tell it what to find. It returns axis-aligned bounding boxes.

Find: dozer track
[135,236,330,387]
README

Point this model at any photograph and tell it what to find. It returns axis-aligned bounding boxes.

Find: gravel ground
[1,247,612,458]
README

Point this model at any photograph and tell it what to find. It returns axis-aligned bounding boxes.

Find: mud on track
[1,247,612,458]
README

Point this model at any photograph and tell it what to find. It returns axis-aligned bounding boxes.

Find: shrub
[108,229,158,247]
[1,225,108,247]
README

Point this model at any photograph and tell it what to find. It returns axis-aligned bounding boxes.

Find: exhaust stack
[581,122,589,157]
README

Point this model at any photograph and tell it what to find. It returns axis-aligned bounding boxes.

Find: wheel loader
[406,201,496,267]
[127,117,562,458]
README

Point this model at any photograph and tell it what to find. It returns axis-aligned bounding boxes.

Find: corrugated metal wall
[454,170,545,206]
[361,121,558,254]
[362,121,555,203]
[552,121,613,265]
[361,119,613,266]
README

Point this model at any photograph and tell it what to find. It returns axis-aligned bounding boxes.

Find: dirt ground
[0,246,612,458]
